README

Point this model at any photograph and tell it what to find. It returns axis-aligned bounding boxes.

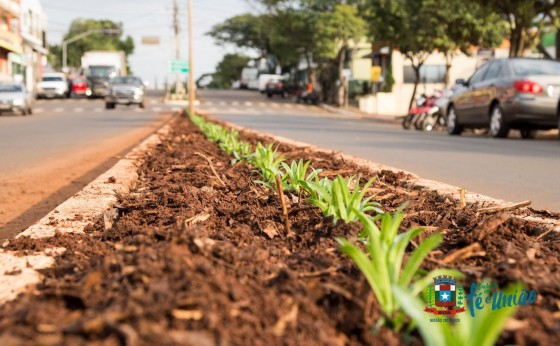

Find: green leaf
[399,233,443,287]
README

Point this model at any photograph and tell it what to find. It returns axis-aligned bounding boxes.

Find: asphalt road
[200,89,560,212]
[0,93,178,238]
[0,95,179,176]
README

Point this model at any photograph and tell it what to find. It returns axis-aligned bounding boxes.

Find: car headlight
[13,98,24,106]
[134,88,144,96]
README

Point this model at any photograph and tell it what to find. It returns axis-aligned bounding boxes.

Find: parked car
[36,73,69,99]
[259,74,283,93]
[265,79,288,98]
[71,77,88,97]
[0,82,33,115]
[105,76,147,109]
[446,58,560,138]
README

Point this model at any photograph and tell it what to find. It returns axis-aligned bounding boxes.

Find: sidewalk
[319,103,401,124]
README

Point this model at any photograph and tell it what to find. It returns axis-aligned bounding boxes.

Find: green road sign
[168,60,189,73]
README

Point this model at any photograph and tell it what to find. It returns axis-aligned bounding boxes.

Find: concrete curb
[319,103,401,124]
[0,122,172,306]
[219,118,560,233]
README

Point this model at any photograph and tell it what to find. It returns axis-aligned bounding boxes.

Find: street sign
[168,60,189,73]
[142,36,160,45]
[371,66,382,82]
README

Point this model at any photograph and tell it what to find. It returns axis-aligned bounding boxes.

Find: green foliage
[206,14,272,55]
[218,130,253,165]
[314,4,367,60]
[393,281,523,346]
[209,53,251,89]
[48,19,134,70]
[336,208,460,329]
[473,0,559,57]
[252,143,286,189]
[280,159,321,194]
[303,176,382,223]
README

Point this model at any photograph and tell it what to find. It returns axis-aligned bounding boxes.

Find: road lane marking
[284,104,293,108]
[219,101,226,106]
[271,103,279,108]
[232,101,239,106]
[152,107,162,112]
[244,101,253,106]
[54,108,64,112]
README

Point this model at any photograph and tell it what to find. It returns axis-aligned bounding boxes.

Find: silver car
[105,76,147,109]
[447,58,560,138]
[0,83,33,116]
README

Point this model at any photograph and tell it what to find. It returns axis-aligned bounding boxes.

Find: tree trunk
[444,52,453,86]
[509,26,525,57]
[337,46,346,107]
[408,67,421,113]
[305,53,315,89]
[556,31,560,60]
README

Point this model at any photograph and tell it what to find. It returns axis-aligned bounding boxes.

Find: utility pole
[187,0,195,114]
[173,0,184,96]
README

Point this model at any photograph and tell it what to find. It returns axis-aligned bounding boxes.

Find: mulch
[0,116,558,345]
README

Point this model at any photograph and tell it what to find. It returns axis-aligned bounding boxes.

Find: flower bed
[0,116,558,345]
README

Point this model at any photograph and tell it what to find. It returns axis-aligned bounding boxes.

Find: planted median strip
[0,114,555,344]
[189,113,530,342]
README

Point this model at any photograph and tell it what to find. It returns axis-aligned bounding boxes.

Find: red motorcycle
[402,93,439,130]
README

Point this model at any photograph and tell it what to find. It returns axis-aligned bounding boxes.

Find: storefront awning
[0,30,23,54]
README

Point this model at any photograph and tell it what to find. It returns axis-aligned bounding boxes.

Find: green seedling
[281,159,321,194]
[337,208,460,330]
[393,281,522,346]
[303,176,382,223]
[252,142,286,190]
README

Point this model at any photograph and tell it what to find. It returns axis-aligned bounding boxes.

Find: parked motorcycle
[420,88,453,132]
[402,93,438,130]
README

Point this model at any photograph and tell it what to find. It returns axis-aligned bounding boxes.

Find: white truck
[81,51,127,97]
[240,67,258,90]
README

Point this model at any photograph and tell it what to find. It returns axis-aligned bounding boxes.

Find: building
[21,0,47,93]
[0,0,23,81]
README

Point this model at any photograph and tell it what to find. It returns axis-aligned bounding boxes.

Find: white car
[36,73,69,99]
[0,82,33,115]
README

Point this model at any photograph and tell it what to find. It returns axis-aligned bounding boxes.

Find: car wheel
[446,105,463,135]
[105,103,115,109]
[489,104,509,138]
[21,108,29,116]
[139,99,146,109]
[520,128,537,139]
[267,93,273,98]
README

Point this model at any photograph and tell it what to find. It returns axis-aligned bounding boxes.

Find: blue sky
[43,0,256,87]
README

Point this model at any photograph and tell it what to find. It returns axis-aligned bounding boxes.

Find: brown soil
[0,117,558,345]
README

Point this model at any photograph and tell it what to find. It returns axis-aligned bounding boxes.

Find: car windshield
[42,76,64,82]
[111,77,142,85]
[0,84,23,92]
[510,59,560,77]
[87,66,117,78]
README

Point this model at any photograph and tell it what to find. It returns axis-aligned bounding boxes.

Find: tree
[48,19,134,73]
[314,4,367,106]
[209,53,251,89]
[364,0,438,111]
[207,14,274,70]
[428,0,507,85]
[474,0,560,57]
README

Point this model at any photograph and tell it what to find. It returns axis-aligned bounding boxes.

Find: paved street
[201,89,560,211]
[0,93,177,238]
